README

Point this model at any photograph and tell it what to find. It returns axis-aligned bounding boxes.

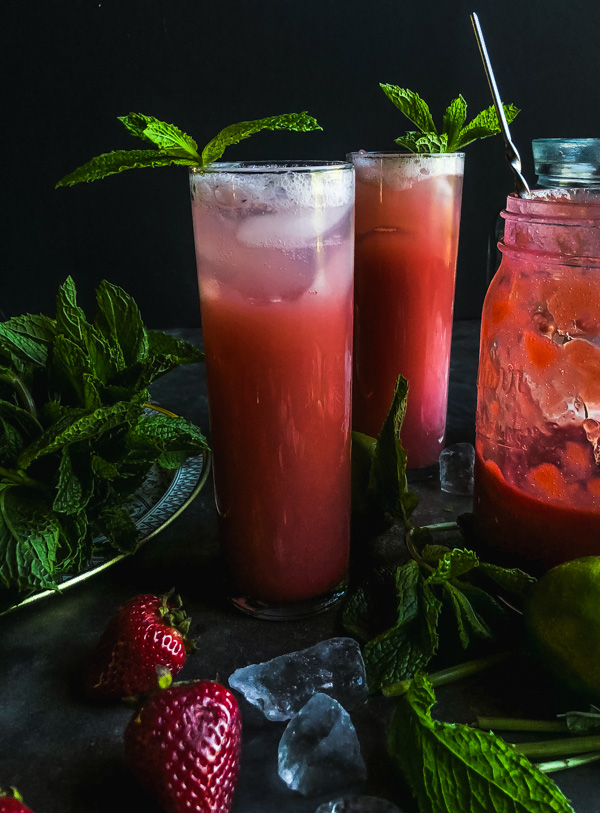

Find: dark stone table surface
[1,321,597,813]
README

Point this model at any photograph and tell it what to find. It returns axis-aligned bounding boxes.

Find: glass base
[229,584,347,621]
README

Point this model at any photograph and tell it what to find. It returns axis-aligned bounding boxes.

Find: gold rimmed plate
[1,405,211,616]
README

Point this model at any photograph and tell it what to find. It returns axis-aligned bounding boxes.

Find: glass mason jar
[474,189,600,571]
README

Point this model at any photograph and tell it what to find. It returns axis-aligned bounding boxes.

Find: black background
[2,0,599,328]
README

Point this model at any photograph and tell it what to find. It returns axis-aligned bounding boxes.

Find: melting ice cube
[278,693,367,796]
[439,442,475,496]
[228,637,368,721]
[314,796,404,813]
[236,206,348,249]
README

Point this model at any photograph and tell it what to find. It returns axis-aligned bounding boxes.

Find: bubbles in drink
[191,166,354,304]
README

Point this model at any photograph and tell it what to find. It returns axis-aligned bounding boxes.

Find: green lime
[524,556,600,702]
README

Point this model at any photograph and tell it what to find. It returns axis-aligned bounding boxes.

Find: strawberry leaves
[0,278,207,599]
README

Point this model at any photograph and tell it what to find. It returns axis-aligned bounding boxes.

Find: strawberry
[125,680,242,813]
[0,788,35,813]
[84,591,194,698]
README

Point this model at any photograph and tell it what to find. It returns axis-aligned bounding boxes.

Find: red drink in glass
[190,162,354,618]
[349,152,464,472]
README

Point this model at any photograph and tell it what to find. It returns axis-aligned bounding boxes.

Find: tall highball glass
[349,151,464,473]
[189,162,354,619]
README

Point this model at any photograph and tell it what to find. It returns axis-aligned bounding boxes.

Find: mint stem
[476,717,568,733]
[405,528,433,571]
[422,521,459,532]
[382,651,511,698]
[535,751,600,774]
[515,734,600,760]
[0,467,43,490]
[0,372,38,420]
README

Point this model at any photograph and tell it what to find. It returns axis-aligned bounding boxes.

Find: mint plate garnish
[0,277,207,598]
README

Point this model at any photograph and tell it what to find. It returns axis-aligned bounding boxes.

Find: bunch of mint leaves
[56,111,322,186]
[380,84,520,154]
[347,376,536,693]
[0,277,207,602]
[349,380,581,812]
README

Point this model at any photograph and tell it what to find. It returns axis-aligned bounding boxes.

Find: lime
[524,556,600,702]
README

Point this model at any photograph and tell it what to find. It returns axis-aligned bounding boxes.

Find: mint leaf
[560,709,600,735]
[94,280,149,367]
[53,445,94,515]
[51,335,96,409]
[455,103,521,150]
[117,113,200,158]
[388,673,575,813]
[395,132,449,154]
[55,276,89,345]
[0,486,62,591]
[442,95,468,152]
[369,375,418,524]
[426,548,480,583]
[18,401,141,469]
[94,505,138,554]
[478,560,536,601]
[130,412,207,469]
[342,563,402,642]
[201,112,322,166]
[442,581,494,648]
[56,150,199,187]
[147,331,204,366]
[380,85,437,134]
[0,314,56,366]
[363,561,441,692]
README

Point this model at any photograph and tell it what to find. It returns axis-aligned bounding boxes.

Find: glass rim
[532,137,600,147]
[347,150,465,160]
[505,189,600,219]
[189,160,353,175]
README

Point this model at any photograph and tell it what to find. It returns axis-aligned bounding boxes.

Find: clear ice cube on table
[314,796,404,813]
[278,693,367,796]
[438,442,475,496]
[228,637,368,721]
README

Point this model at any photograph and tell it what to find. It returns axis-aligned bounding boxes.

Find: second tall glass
[190,161,354,619]
[349,151,465,473]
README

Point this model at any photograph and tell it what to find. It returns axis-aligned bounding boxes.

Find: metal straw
[471,12,530,197]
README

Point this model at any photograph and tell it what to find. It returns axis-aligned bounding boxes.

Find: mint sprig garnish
[388,674,576,813]
[380,84,520,154]
[56,111,322,187]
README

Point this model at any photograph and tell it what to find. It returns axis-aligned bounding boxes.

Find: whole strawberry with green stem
[84,591,195,698]
[125,680,242,813]
[0,788,35,813]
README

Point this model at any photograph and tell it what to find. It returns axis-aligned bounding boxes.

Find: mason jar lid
[532,138,600,187]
